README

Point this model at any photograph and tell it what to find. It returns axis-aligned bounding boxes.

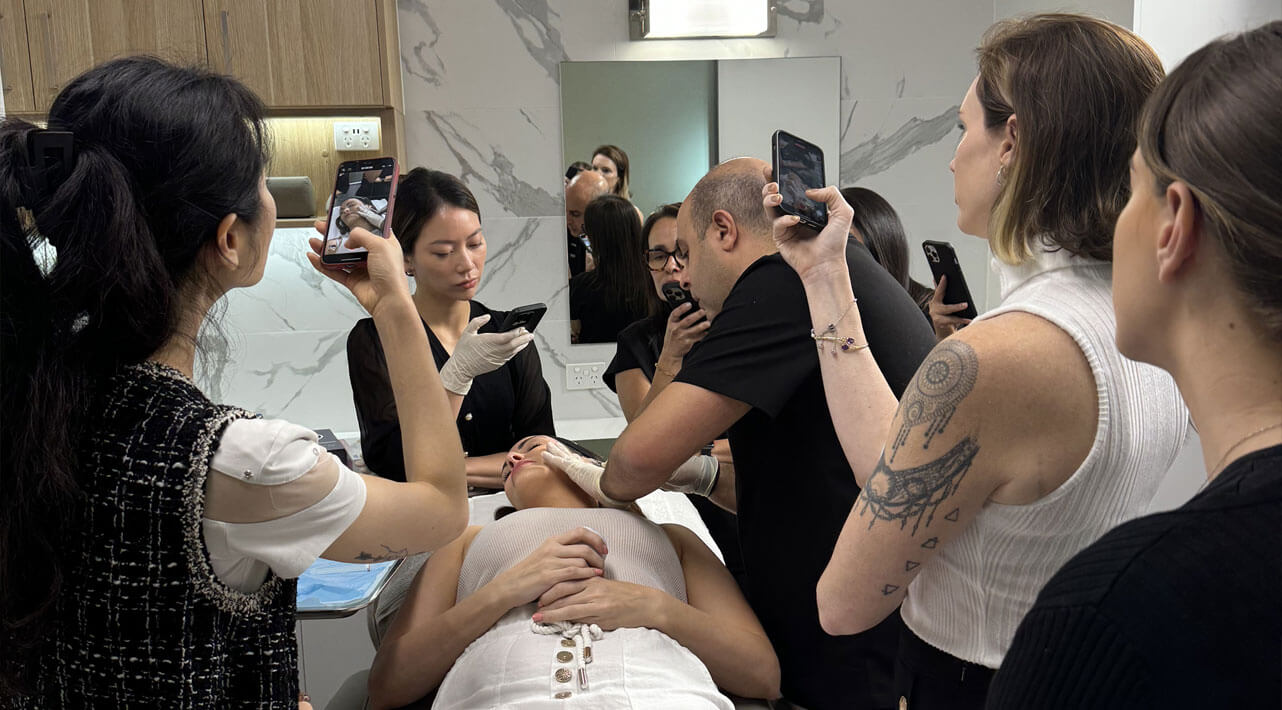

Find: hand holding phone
[322,157,399,265]
[922,240,978,321]
[771,130,828,231]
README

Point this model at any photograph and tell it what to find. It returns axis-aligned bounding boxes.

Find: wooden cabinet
[0,0,35,112]
[204,0,383,108]
[18,0,205,113]
[2,0,390,114]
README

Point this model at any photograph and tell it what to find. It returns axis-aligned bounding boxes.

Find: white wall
[1135,0,1282,69]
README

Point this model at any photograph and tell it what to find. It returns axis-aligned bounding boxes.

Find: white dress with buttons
[202,418,368,593]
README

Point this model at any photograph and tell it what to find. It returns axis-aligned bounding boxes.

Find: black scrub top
[347,301,555,482]
[674,240,936,710]
[569,271,649,343]
[603,312,668,390]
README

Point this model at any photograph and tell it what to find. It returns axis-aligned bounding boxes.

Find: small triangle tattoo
[944,508,960,522]
[921,537,939,549]
[881,584,900,596]
[905,560,920,572]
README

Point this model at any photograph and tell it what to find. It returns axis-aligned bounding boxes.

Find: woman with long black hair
[569,194,655,343]
[0,57,468,707]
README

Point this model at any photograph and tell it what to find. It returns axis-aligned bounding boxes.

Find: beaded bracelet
[811,298,869,353]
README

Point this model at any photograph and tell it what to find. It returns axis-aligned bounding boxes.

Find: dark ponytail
[0,56,269,691]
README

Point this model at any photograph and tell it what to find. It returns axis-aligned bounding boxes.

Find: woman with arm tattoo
[767,15,1189,709]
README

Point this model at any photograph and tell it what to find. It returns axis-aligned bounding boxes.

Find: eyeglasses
[645,246,687,271]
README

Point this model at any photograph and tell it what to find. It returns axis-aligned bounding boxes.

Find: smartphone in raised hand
[771,129,828,232]
[321,157,398,266]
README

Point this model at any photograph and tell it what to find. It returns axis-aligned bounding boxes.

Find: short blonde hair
[977,14,1163,264]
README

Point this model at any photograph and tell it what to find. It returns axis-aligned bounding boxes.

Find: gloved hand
[438,314,534,395]
[541,440,630,508]
[659,454,720,497]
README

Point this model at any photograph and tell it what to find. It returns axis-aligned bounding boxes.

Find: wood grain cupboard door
[265,0,383,107]
[23,0,93,112]
[87,0,206,66]
[203,0,274,103]
[0,0,36,113]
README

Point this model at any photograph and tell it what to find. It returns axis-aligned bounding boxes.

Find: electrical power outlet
[566,362,607,391]
[333,119,381,152]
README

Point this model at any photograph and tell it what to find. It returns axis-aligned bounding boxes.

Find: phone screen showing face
[321,157,398,265]
[772,130,828,230]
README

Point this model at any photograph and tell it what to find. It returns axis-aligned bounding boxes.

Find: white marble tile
[399,0,564,110]
[403,107,564,220]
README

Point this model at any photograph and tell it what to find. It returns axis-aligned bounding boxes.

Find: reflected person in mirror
[565,170,608,277]
[569,194,655,344]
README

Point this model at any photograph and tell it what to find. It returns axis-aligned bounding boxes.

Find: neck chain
[1210,421,1282,477]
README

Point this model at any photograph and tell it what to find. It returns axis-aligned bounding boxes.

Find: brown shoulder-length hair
[593,144,631,200]
[1138,21,1282,341]
[978,13,1163,264]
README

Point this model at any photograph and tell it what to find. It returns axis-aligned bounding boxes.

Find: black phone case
[771,130,828,232]
[661,283,697,311]
[497,303,547,333]
[922,240,978,320]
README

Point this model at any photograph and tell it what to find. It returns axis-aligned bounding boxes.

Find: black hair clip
[26,130,76,197]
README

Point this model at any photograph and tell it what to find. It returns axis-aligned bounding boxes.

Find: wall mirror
[559,56,840,345]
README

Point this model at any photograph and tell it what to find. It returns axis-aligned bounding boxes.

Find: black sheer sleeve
[508,339,556,440]
[346,318,407,482]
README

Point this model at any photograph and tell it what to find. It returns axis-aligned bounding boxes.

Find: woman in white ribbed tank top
[366,435,779,709]
[766,14,1189,710]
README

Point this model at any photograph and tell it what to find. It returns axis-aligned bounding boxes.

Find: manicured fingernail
[532,612,543,622]
[595,568,604,575]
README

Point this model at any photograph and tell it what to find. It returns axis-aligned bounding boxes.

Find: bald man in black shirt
[546,158,936,709]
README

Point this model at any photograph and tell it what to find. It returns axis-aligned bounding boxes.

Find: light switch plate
[566,363,607,390]
[333,119,381,152]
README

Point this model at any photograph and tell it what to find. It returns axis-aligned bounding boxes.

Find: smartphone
[921,240,978,320]
[497,303,547,333]
[771,129,828,231]
[661,282,701,313]
[321,157,399,265]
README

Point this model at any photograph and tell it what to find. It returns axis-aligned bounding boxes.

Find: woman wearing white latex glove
[348,169,556,491]
[439,314,533,395]
[542,440,723,504]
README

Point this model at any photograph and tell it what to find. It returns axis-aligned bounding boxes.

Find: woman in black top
[348,169,554,489]
[569,194,654,343]
[990,23,1282,709]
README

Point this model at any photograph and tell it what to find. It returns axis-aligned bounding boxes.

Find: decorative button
[464,413,473,421]
[555,668,572,683]
[554,691,572,699]
[242,469,253,479]
[556,651,573,663]
[560,638,575,647]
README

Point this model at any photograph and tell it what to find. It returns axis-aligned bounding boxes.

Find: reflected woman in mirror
[569,194,655,343]
[591,144,632,200]
[347,168,555,491]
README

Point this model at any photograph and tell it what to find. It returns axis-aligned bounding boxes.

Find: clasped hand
[534,575,659,632]
[493,527,608,607]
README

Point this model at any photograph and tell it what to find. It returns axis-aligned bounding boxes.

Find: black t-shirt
[346,301,556,482]
[987,443,1282,710]
[569,271,649,343]
[675,240,936,710]
[603,312,668,391]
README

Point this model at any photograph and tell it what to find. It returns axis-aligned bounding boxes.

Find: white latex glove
[659,454,719,497]
[541,440,630,508]
[438,314,534,395]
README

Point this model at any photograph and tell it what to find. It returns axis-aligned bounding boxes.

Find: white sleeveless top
[436,508,733,709]
[900,245,1189,668]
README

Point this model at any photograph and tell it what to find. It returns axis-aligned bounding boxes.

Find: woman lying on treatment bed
[368,435,780,709]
